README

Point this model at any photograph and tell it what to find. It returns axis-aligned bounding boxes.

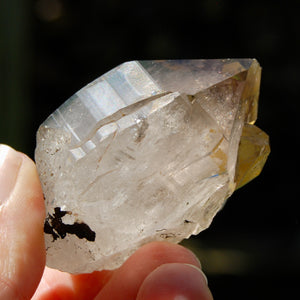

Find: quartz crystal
[35,59,270,274]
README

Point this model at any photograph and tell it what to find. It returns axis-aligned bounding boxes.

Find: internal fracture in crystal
[35,59,270,273]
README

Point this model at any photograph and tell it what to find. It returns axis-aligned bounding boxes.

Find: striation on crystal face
[35,59,270,274]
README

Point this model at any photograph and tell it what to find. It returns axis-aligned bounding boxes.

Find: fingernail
[0,145,23,205]
[184,263,208,285]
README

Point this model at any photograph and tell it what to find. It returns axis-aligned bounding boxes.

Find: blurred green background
[0,0,299,299]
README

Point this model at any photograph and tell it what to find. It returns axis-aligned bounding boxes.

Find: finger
[136,263,213,300]
[32,267,113,300]
[96,241,201,300]
[0,145,46,299]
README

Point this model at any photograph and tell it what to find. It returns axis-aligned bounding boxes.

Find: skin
[0,145,213,300]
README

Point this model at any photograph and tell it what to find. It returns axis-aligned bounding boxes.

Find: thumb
[0,145,46,299]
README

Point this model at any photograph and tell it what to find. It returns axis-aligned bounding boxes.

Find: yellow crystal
[232,59,270,189]
[235,124,270,189]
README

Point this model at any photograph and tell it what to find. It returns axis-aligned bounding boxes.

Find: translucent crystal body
[35,59,270,273]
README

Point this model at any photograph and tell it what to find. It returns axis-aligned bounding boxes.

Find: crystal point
[35,59,269,273]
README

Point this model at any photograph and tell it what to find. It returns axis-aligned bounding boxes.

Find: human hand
[0,144,213,300]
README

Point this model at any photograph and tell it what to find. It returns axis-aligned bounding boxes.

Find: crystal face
[35,59,270,274]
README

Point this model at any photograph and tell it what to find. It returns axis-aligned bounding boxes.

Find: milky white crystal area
[35,59,269,274]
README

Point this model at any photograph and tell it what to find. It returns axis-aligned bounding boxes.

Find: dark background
[1,0,299,299]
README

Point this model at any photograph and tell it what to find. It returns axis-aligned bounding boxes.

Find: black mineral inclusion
[44,207,96,242]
